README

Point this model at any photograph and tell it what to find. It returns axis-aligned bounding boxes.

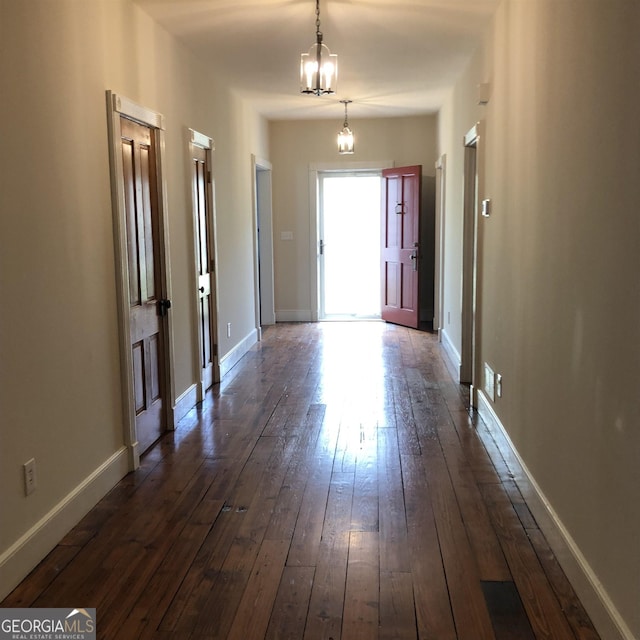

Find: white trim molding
[190,128,213,150]
[308,160,393,323]
[174,383,198,424]
[187,127,221,401]
[219,329,259,379]
[440,328,461,370]
[477,391,635,640]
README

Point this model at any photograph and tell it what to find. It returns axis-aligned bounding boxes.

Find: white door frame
[460,122,484,407]
[317,170,382,320]
[189,129,221,401]
[434,154,447,336]
[252,155,276,338]
[105,90,176,471]
[309,160,392,321]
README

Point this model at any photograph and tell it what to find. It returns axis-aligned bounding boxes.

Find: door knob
[157,299,172,316]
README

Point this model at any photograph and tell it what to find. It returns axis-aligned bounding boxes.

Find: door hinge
[210,259,215,272]
[207,170,212,184]
[212,344,218,357]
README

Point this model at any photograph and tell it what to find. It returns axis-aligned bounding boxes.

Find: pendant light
[300,0,337,95]
[338,100,354,154]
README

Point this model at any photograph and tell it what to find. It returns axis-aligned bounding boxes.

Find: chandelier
[337,100,354,154]
[300,0,337,95]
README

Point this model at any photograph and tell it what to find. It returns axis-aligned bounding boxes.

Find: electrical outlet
[484,363,495,402]
[227,322,231,338]
[496,373,503,398]
[24,458,37,496]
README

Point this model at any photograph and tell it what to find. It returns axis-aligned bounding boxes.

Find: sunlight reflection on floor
[315,322,392,447]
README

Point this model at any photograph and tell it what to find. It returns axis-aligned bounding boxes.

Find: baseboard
[440,328,461,378]
[477,391,634,640]
[274,309,312,322]
[174,383,198,423]
[220,328,258,379]
[0,447,130,601]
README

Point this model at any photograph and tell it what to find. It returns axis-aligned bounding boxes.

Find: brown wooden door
[192,145,217,390]
[120,117,167,453]
[381,165,422,328]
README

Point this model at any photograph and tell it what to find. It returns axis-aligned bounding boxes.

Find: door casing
[190,129,220,399]
[460,122,484,407]
[252,155,276,337]
[434,154,447,336]
[309,160,392,321]
[106,91,175,470]
[317,171,382,320]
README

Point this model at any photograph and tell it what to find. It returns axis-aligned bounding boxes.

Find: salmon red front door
[120,117,167,453]
[381,165,422,328]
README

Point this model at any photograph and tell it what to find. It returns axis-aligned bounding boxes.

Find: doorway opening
[318,172,381,320]
[252,156,275,338]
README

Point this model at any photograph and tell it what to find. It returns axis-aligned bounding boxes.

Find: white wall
[0,0,267,597]
[438,1,640,637]
[269,116,438,320]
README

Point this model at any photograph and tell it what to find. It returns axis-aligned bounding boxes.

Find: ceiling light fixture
[338,100,354,154]
[300,0,337,95]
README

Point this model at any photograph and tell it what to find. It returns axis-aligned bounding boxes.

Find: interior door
[192,144,217,391]
[121,117,168,453]
[381,165,422,328]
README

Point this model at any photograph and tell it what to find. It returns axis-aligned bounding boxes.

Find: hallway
[2,322,599,639]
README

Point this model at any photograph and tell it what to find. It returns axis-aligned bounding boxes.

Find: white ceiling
[134,0,499,121]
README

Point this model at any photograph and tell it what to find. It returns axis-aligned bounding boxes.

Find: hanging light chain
[341,100,352,127]
[315,0,322,41]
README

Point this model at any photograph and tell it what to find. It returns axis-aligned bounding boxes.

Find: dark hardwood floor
[2,322,600,639]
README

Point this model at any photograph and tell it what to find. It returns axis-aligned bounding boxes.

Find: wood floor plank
[349,423,379,534]
[379,571,417,640]
[342,531,380,640]
[265,566,315,640]
[285,407,337,567]
[480,482,577,640]
[116,519,219,640]
[526,528,600,640]
[226,538,291,640]
[166,436,285,634]
[378,427,410,572]
[419,432,496,640]
[391,372,422,456]
[90,461,226,634]
[400,453,457,640]
[1,544,82,608]
[435,420,511,581]
[304,472,354,640]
